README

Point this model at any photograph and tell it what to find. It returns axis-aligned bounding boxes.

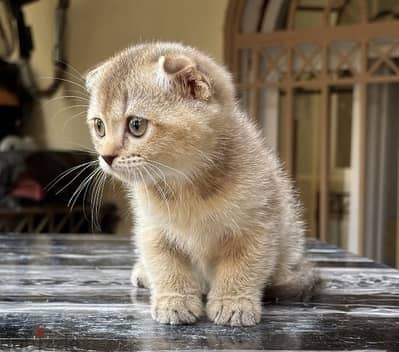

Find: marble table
[0,233,398,351]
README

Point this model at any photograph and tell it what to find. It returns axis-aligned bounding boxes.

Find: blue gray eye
[128,116,148,137]
[94,118,105,137]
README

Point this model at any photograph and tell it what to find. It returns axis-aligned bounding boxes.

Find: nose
[101,154,117,166]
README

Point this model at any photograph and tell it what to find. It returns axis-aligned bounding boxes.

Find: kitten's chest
[153,205,225,261]
[134,188,231,259]
[165,225,218,285]
[165,217,222,259]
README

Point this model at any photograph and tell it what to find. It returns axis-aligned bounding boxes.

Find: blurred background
[0,0,227,236]
[0,0,398,268]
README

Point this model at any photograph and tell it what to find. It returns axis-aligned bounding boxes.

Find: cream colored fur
[86,42,320,326]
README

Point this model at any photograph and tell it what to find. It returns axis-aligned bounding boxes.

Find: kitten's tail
[264,260,323,302]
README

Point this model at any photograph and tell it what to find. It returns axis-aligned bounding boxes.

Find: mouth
[98,155,186,186]
[98,156,147,182]
[98,157,113,174]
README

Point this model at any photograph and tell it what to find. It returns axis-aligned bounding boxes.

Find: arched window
[225,0,399,267]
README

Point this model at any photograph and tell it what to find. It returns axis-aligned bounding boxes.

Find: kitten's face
[86,45,222,185]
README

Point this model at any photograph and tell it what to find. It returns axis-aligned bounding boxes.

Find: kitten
[86,42,320,326]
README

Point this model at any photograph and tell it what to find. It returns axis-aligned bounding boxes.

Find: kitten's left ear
[158,55,211,101]
[85,62,107,92]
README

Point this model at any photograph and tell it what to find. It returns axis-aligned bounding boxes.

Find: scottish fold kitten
[86,42,320,326]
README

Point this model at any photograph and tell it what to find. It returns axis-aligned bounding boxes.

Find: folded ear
[85,62,107,92]
[158,55,211,101]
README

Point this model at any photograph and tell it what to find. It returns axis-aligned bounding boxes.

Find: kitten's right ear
[158,55,211,101]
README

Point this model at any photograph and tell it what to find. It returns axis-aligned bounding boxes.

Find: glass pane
[238,48,254,84]
[237,88,250,111]
[292,89,321,237]
[294,0,324,29]
[368,0,399,22]
[282,87,355,245]
[328,86,353,248]
[257,88,281,151]
[278,90,288,165]
[330,0,362,26]
[240,0,267,33]
[365,83,399,267]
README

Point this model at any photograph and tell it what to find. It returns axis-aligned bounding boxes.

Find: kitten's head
[85,42,235,184]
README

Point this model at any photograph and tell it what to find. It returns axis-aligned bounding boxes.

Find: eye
[128,116,148,137]
[94,118,105,138]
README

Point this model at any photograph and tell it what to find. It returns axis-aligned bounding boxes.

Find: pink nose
[102,155,117,166]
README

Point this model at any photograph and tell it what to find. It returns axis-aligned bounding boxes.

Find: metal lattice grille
[225,0,399,265]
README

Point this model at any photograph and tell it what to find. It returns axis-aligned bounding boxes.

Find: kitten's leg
[140,233,202,325]
[206,234,277,326]
[131,260,149,288]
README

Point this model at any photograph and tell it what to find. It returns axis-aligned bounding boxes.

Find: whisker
[137,169,150,210]
[55,162,96,195]
[56,58,86,83]
[68,168,101,209]
[143,165,172,226]
[50,104,89,120]
[146,163,176,200]
[147,159,194,185]
[191,145,218,167]
[39,76,87,91]
[45,160,97,191]
[81,168,94,225]
[92,171,102,231]
[96,173,107,231]
[67,142,97,155]
[69,149,97,157]
[48,95,89,103]
[64,69,85,86]
[89,172,98,231]
[65,71,86,86]
[145,162,166,184]
[62,110,88,133]
[90,168,106,231]
[129,168,139,186]
[63,89,89,99]
[67,175,89,209]
[76,170,101,216]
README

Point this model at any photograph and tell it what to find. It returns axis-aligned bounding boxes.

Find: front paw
[206,296,261,326]
[152,294,203,325]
